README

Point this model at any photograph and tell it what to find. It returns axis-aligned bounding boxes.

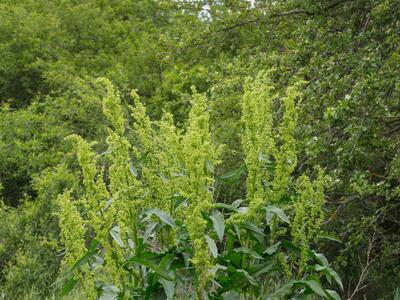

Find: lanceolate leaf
[304,279,327,298]
[215,202,239,211]
[210,210,225,242]
[241,221,265,243]
[216,165,246,184]
[308,250,330,267]
[60,277,77,296]
[110,226,124,247]
[236,269,258,286]
[234,247,263,260]
[325,289,341,300]
[205,234,218,258]
[144,208,177,228]
[316,265,343,290]
[159,278,175,299]
[265,205,289,224]
[125,256,174,281]
[71,240,100,272]
[315,233,342,243]
[264,242,281,255]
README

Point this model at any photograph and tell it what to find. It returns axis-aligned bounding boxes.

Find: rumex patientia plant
[57,73,342,299]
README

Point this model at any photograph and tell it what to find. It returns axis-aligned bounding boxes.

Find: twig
[347,228,376,300]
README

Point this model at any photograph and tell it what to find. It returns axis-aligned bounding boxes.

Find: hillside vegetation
[0,0,399,299]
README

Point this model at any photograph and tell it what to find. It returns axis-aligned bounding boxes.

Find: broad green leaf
[264,242,281,255]
[210,264,227,274]
[250,261,275,277]
[316,233,342,243]
[266,280,297,299]
[143,221,158,242]
[265,205,289,224]
[282,240,301,256]
[328,266,343,290]
[125,256,174,281]
[241,221,265,243]
[159,278,175,299]
[241,222,265,236]
[210,210,225,242]
[231,199,244,207]
[172,194,187,210]
[216,165,246,184]
[61,277,77,296]
[137,150,150,166]
[222,291,241,300]
[71,240,99,272]
[145,208,177,228]
[304,279,327,298]
[205,234,218,258]
[234,247,263,260]
[215,202,239,211]
[316,265,343,290]
[308,250,329,267]
[325,290,341,300]
[236,269,258,286]
[159,254,175,273]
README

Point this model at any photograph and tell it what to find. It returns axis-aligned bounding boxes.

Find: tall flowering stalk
[58,191,96,299]
[130,93,169,213]
[97,79,143,237]
[181,89,218,290]
[292,170,326,274]
[272,83,300,203]
[66,134,122,287]
[97,78,147,289]
[58,190,87,270]
[240,71,276,222]
[57,76,334,299]
[232,72,303,225]
[155,111,183,216]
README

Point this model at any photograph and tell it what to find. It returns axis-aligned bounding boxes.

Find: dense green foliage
[0,0,399,299]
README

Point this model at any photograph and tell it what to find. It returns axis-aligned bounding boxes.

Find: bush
[56,77,342,299]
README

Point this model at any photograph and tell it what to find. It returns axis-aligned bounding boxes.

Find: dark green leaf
[266,280,297,299]
[216,165,246,184]
[60,277,77,296]
[264,242,281,255]
[234,247,263,260]
[215,202,239,211]
[282,240,301,256]
[304,279,327,298]
[241,221,265,243]
[137,150,150,166]
[316,233,342,243]
[236,269,258,286]
[316,265,343,290]
[125,256,174,281]
[71,240,100,272]
[325,289,341,300]
[308,250,329,267]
